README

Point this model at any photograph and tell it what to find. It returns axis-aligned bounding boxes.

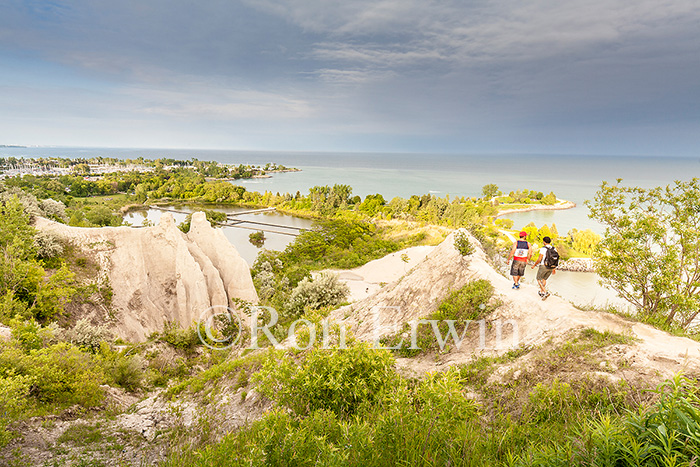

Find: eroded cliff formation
[35,212,257,342]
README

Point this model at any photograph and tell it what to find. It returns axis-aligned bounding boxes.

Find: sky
[1,0,699,156]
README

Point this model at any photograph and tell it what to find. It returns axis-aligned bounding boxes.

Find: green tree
[571,229,601,255]
[538,224,553,243]
[482,183,499,199]
[521,222,539,243]
[359,194,386,216]
[587,179,700,329]
[542,192,557,205]
[134,183,148,202]
[72,163,90,175]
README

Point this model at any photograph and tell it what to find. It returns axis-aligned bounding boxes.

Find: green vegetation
[248,230,265,247]
[162,326,700,467]
[0,196,77,323]
[285,273,350,317]
[382,279,497,357]
[166,352,265,398]
[518,375,700,466]
[511,221,602,260]
[497,188,558,206]
[454,228,475,256]
[254,342,397,418]
[588,178,700,329]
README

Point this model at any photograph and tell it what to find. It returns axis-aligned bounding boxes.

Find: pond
[123,205,315,265]
[533,269,628,310]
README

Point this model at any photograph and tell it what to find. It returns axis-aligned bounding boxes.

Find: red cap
[519,231,528,237]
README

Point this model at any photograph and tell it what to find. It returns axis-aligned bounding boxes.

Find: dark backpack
[544,246,559,268]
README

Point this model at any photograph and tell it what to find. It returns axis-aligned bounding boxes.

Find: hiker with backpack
[531,236,559,300]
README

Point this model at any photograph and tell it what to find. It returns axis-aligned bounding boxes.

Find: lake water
[5,147,699,308]
[6,147,698,232]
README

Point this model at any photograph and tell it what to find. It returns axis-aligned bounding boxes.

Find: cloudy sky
[1,0,699,155]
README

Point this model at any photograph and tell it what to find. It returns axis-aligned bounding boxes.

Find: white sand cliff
[35,212,258,342]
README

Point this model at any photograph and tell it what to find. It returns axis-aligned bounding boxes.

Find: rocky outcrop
[35,213,258,342]
[557,257,595,272]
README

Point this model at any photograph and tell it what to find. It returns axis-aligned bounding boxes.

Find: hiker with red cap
[507,231,532,289]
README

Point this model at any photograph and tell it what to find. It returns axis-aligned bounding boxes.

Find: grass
[165,351,265,398]
[56,422,112,447]
[159,323,651,467]
[160,354,663,467]
[457,346,533,386]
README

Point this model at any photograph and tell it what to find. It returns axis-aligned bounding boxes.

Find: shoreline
[495,199,576,217]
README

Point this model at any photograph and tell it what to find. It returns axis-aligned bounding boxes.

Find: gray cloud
[0,0,699,153]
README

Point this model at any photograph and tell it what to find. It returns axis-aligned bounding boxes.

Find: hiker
[531,236,559,300]
[507,231,531,289]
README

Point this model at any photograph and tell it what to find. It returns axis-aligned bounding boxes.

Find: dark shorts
[510,260,526,277]
[536,265,554,281]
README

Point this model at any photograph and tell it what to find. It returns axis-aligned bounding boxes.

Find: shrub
[0,292,29,323]
[382,279,496,357]
[27,343,104,406]
[495,218,514,229]
[100,345,144,392]
[0,188,42,218]
[31,264,77,321]
[63,318,111,352]
[254,342,398,418]
[39,198,67,221]
[454,229,474,256]
[433,278,494,321]
[160,321,200,351]
[85,205,121,226]
[253,269,276,301]
[285,272,349,316]
[0,373,32,447]
[10,318,60,351]
[33,230,64,259]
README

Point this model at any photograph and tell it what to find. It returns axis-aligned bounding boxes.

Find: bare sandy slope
[321,245,436,301]
[329,230,700,384]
